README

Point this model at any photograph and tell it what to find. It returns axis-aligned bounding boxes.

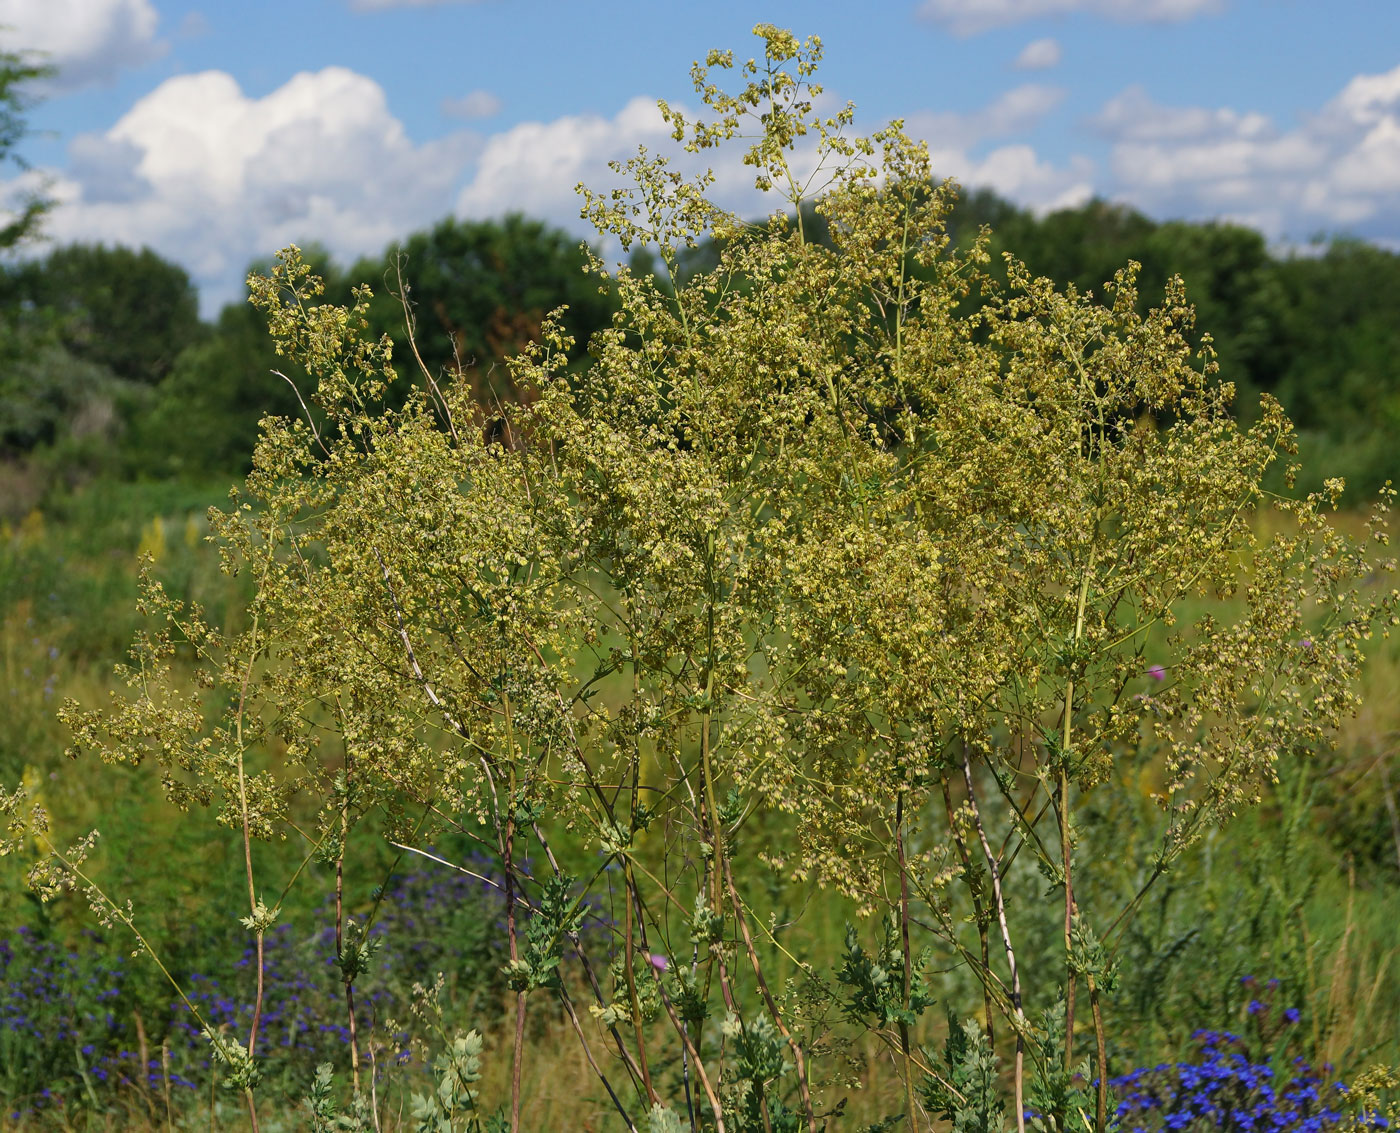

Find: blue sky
[3,0,1399,314]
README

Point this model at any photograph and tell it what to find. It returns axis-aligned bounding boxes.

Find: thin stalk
[623,860,658,1104]
[721,854,818,1133]
[896,793,922,1133]
[367,1036,382,1133]
[622,647,658,1105]
[232,590,268,1133]
[37,844,214,1065]
[941,779,995,1044]
[557,985,640,1133]
[501,692,527,1133]
[626,871,727,1133]
[1059,765,1076,1071]
[161,1040,174,1133]
[335,760,361,1096]
[1060,546,1094,1071]
[134,1010,154,1125]
[962,749,1026,1133]
[504,811,526,1133]
[1089,975,1108,1133]
[522,822,654,1102]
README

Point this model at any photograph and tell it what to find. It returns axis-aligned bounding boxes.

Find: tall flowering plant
[5,24,1397,1133]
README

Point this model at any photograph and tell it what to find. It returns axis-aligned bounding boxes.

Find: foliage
[4,22,1400,1133]
[0,314,125,461]
[0,243,204,503]
[125,221,617,479]
[921,1014,1009,1133]
[348,213,617,403]
[0,44,52,250]
[134,292,304,477]
[0,244,205,386]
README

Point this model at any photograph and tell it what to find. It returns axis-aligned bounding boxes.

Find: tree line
[2,190,1398,512]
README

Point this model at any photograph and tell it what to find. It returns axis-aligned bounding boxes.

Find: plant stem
[962,748,1026,1133]
[501,691,528,1133]
[942,779,995,1045]
[628,871,728,1133]
[1061,546,1094,1072]
[332,736,363,1100]
[505,810,526,1133]
[1060,765,1077,1073]
[557,984,640,1133]
[1089,974,1108,1133]
[722,854,818,1133]
[896,792,922,1133]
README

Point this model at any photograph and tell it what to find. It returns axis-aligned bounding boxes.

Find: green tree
[0,44,52,249]
[1256,240,1400,490]
[130,245,349,477]
[132,297,291,477]
[350,213,617,404]
[1,243,205,385]
[0,314,118,458]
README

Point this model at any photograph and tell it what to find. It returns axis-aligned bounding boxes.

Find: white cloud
[33,67,478,312]
[934,142,1095,214]
[1014,38,1062,70]
[903,85,1090,213]
[442,90,502,120]
[1092,85,1270,142]
[455,96,787,238]
[919,0,1221,36]
[1096,65,1400,240]
[0,0,165,91]
[23,48,1400,321]
[458,97,668,223]
[1330,67,1400,127]
[451,92,887,272]
[907,83,1066,150]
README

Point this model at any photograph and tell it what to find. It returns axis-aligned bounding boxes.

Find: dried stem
[504,810,526,1133]
[1089,975,1109,1133]
[962,748,1026,1133]
[942,779,995,1045]
[722,853,818,1133]
[1060,548,1094,1071]
[335,758,361,1096]
[233,595,267,1133]
[896,792,923,1133]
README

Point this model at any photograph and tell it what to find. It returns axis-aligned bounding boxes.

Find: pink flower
[1147,665,1166,681]
[648,953,670,971]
